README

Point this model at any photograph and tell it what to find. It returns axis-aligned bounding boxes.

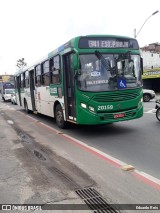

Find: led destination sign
[79,37,139,49]
[88,40,129,48]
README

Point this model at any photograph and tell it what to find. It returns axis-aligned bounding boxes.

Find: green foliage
[16,58,27,70]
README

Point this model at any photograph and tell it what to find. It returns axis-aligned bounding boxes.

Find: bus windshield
[77,53,142,92]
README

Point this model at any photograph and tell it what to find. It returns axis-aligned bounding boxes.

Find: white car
[143,89,155,102]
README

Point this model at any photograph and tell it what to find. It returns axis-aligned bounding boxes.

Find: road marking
[145,110,154,113]
[16,111,160,190]
[133,171,160,190]
[144,109,156,114]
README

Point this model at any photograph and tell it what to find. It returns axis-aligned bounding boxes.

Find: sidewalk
[0,110,91,213]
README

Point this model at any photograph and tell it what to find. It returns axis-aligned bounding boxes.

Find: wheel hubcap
[144,95,149,101]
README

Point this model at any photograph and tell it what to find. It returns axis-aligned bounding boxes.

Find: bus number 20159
[98,105,113,110]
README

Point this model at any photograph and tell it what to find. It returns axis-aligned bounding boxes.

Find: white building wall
[140,50,160,69]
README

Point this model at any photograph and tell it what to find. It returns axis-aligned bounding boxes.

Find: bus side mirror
[71,50,79,71]
[140,57,143,75]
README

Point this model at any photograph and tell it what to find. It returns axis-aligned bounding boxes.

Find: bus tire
[55,104,66,129]
[24,100,30,114]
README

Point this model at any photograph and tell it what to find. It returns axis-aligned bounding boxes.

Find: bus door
[29,70,36,111]
[17,76,22,106]
[63,53,76,121]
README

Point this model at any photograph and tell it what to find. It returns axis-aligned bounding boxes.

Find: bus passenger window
[25,71,29,88]
[35,76,41,86]
[42,73,50,86]
[21,73,25,88]
[52,67,60,84]
[50,55,61,84]
[42,61,50,86]
[35,65,41,87]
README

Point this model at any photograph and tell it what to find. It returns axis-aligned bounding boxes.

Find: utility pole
[134,10,159,38]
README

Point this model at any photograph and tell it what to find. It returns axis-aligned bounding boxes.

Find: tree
[16,58,27,71]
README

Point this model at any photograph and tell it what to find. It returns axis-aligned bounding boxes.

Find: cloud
[0,0,159,74]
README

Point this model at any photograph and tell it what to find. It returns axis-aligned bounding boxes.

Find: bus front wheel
[55,104,65,129]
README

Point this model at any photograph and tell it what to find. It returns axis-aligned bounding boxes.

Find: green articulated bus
[14,35,143,128]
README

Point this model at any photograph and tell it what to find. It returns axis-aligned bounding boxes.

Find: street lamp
[134,10,159,38]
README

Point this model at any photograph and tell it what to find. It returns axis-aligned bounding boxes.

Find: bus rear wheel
[55,104,65,129]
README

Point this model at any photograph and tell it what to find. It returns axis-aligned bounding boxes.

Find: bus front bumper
[77,105,143,125]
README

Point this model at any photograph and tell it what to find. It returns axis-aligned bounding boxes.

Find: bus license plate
[114,113,125,119]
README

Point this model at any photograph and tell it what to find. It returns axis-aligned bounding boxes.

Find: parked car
[11,92,17,105]
[143,89,155,102]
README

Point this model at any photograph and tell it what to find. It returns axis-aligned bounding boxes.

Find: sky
[0,0,159,75]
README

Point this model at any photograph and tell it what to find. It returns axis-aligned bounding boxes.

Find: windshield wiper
[95,50,111,71]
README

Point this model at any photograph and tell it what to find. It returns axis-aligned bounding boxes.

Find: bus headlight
[138,99,143,108]
[89,106,95,112]
[81,103,87,109]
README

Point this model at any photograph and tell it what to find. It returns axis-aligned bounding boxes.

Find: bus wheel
[24,100,29,114]
[55,104,65,128]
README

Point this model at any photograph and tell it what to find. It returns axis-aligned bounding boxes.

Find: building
[141,43,160,92]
